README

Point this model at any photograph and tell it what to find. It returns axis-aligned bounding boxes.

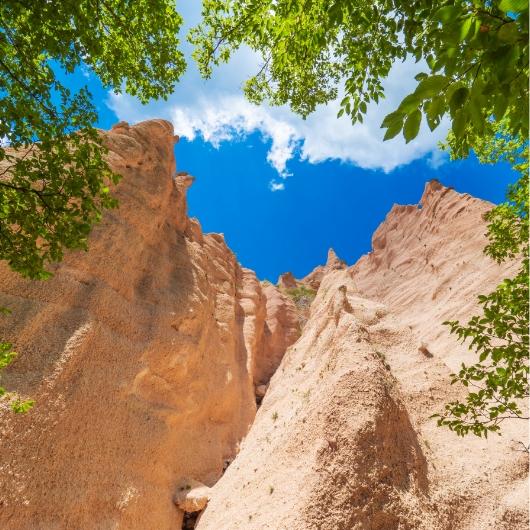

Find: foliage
[0,0,185,279]
[0,342,34,413]
[0,1,185,411]
[189,0,528,152]
[434,126,529,438]
[285,285,317,304]
[0,308,34,413]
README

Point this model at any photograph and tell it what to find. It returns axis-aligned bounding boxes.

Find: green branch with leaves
[190,0,528,153]
[434,123,529,438]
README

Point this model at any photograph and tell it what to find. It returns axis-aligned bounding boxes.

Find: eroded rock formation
[302,247,347,290]
[198,271,434,529]
[0,121,527,530]
[198,181,528,530]
[0,120,298,529]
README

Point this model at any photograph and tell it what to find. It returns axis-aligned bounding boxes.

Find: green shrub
[285,285,316,303]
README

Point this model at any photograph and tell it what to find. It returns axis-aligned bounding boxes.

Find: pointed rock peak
[111,120,129,131]
[420,179,450,206]
[278,271,297,290]
[326,248,346,268]
[426,178,443,192]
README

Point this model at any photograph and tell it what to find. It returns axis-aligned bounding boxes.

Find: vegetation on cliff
[436,122,529,439]
[0,333,33,412]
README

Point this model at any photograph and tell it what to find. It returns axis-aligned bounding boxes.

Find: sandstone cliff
[0,121,527,530]
[198,181,528,530]
[0,120,298,529]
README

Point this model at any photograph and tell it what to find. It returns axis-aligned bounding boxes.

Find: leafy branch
[434,123,529,438]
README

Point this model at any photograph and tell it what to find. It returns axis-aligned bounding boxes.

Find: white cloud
[269,180,285,192]
[164,94,300,177]
[107,4,449,187]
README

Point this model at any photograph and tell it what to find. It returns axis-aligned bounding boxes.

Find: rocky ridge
[0,120,527,530]
[199,180,527,530]
[0,120,299,529]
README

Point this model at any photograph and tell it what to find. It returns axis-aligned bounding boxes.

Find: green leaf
[403,110,421,143]
[425,96,445,130]
[427,95,445,116]
[460,17,474,41]
[469,96,485,132]
[328,2,344,23]
[414,75,449,98]
[397,93,421,113]
[497,22,519,43]
[494,94,509,120]
[433,5,460,23]
[381,111,404,128]
[498,0,528,13]
[449,87,469,117]
[383,120,403,140]
[452,109,467,138]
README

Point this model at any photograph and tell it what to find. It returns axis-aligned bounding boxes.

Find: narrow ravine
[0,122,526,530]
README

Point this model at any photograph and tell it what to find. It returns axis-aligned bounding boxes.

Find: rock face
[198,181,528,530]
[277,271,297,290]
[302,247,347,289]
[174,479,211,512]
[239,272,301,390]
[276,248,346,293]
[351,180,519,372]
[0,122,527,530]
[198,272,434,529]
[0,120,298,529]
[256,283,300,386]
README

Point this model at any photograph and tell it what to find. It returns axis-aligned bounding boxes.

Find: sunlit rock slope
[0,121,527,530]
[0,120,298,529]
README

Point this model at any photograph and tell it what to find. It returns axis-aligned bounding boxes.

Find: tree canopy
[0,0,186,411]
[190,0,528,150]
[0,0,186,279]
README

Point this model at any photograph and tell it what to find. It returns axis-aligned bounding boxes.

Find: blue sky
[179,135,515,281]
[56,10,518,282]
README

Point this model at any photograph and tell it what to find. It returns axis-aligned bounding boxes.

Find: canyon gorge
[0,120,527,529]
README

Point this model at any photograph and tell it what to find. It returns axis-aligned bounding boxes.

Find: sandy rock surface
[198,271,436,529]
[0,120,297,529]
[278,272,298,290]
[0,121,527,530]
[174,479,211,512]
[198,182,528,530]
